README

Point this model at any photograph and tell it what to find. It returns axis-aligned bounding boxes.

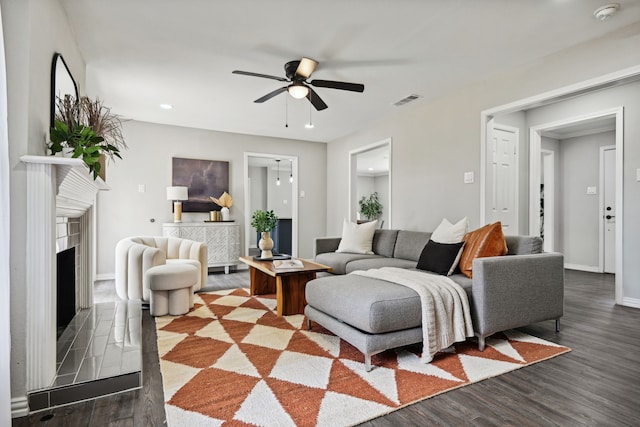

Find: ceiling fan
[232,57,364,111]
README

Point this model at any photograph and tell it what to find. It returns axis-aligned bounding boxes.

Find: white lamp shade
[166,186,188,201]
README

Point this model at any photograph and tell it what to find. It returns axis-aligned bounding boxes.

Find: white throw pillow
[431,217,469,244]
[336,219,378,254]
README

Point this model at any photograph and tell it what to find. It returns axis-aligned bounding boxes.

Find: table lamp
[166,186,188,222]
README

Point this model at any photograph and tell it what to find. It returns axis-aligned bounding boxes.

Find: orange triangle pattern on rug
[156,288,570,427]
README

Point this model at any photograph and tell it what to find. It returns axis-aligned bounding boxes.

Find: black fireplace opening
[57,247,76,339]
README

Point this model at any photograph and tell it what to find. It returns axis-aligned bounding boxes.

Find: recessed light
[160,103,173,110]
[368,167,374,171]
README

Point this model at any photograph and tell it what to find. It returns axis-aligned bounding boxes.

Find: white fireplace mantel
[20,155,109,391]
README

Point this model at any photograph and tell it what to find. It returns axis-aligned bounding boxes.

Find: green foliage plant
[358,192,383,221]
[49,119,121,179]
[250,209,279,232]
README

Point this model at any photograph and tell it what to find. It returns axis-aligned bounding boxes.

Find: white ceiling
[59,0,640,143]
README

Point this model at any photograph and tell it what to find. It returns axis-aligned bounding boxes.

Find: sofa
[115,236,208,304]
[305,229,564,371]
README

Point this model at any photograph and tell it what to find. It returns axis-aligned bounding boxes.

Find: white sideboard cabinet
[163,222,240,273]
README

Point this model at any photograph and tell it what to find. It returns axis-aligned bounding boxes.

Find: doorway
[243,152,298,257]
[529,108,622,302]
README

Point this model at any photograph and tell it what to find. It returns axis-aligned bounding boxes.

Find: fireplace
[21,156,108,392]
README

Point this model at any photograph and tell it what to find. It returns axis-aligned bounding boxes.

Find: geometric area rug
[156,288,570,427]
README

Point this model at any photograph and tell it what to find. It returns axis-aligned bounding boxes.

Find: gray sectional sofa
[305,229,564,371]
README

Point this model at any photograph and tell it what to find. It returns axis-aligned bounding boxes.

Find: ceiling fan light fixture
[288,83,309,99]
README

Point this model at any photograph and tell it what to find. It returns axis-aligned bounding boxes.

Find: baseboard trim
[564,263,600,273]
[96,273,115,281]
[11,395,29,418]
[621,297,640,309]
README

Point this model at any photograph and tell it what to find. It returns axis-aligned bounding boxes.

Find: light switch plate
[636,168,640,182]
[138,184,146,193]
[464,172,474,184]
[587,186,597,195]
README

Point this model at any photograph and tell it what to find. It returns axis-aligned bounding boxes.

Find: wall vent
[393,94,422,107]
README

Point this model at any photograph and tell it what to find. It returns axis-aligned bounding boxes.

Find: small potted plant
[251,209,279,258]
[359,192,383,221]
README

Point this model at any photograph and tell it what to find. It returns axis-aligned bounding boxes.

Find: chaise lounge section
[306,229,564,371]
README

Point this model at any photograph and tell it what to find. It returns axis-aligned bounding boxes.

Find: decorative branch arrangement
[48,95,127,179]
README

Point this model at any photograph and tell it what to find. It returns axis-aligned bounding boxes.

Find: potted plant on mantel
[250,209,279,259]
[359,192,383,222]
[48,95,127,180]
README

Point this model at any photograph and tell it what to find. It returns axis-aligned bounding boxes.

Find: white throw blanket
[352,267,474,363]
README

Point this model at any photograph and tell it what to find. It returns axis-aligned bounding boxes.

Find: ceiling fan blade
[254,87,287,103]
[310,79,364,92]
[232,70,288,82]
[307,87,328,111]
[296,57,318,79]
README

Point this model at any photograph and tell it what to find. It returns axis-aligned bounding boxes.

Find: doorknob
[606,215,615,220]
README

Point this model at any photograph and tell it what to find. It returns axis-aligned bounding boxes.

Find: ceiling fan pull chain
[285,94,288,128]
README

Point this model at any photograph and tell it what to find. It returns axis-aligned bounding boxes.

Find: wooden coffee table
[239,256,332,316]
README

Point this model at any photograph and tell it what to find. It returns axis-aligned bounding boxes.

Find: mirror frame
[348,138,392,228]
[50,52,79,128]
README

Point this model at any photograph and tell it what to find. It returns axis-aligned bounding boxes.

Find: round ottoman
[144,263,200,316]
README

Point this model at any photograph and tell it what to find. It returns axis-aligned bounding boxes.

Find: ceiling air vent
[393,94,422,107]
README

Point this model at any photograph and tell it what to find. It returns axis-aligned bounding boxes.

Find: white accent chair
[115,236,208,308]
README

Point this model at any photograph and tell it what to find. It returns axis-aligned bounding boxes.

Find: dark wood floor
[13,270,640,426]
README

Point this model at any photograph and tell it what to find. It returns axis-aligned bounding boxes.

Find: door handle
[605,215,615,220]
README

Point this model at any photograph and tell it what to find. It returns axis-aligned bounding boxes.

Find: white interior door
[602,146,616,273]
[487,124,518,233]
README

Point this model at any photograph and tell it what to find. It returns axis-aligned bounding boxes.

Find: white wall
[559,132,615,268]
[96,120,326,275]
[2,0,86,413]
[327,25,640,302]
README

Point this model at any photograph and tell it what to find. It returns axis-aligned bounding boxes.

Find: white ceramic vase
[221,206,230,221]
[258,231,274,259]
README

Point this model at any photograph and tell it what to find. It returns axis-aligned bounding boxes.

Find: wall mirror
[349,138,391,228]
[50,52,79,127]
[244,153,298,257]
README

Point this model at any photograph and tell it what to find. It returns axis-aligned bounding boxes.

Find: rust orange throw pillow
[459,222,508,278]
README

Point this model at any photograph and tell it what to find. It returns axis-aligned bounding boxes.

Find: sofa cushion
[315,252,382,275]
[416,240,465,276]
[372,229,399,257]
[336,219,378,254]
[392,231,431,261]
[346,257,417,274]
[306,274,422,334]
[459,222,508,278]
[504,235,543,255]
[431,217,468,243]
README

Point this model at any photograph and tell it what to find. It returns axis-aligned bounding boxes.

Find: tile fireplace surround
[19,156,141,414]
